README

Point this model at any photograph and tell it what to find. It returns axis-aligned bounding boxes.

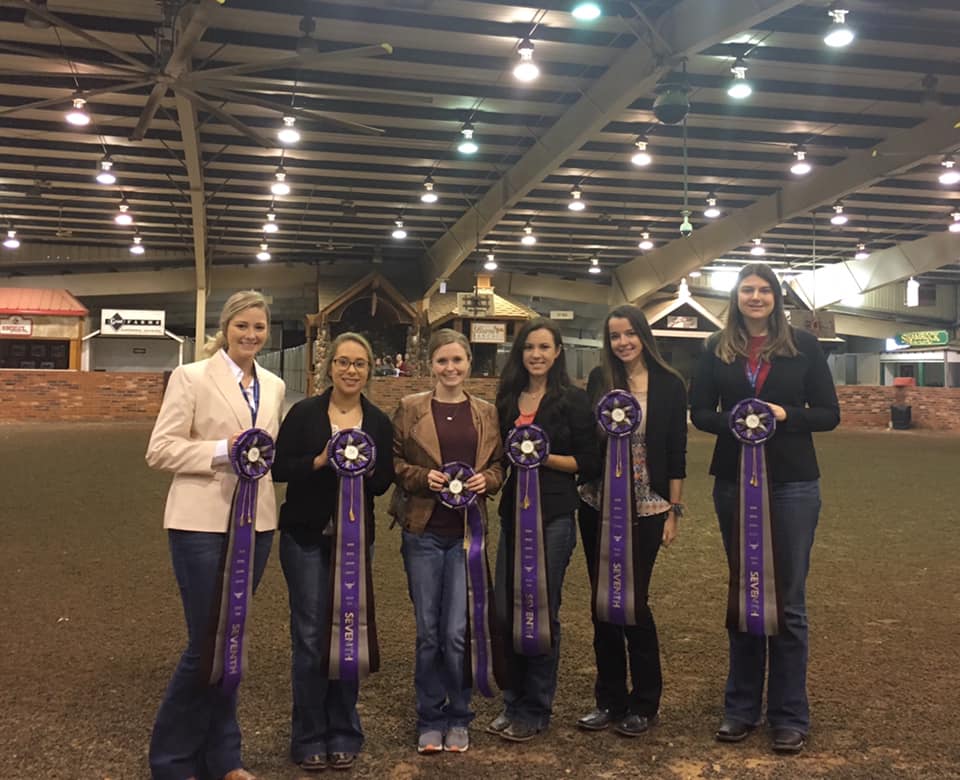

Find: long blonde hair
[714,264,797,364]
[202,290,271,357]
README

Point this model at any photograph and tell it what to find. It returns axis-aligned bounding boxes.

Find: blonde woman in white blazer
[146,290,285,780]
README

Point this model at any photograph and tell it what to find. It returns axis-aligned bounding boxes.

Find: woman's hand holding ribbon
[766,402,787,421]
[463,472,487,495]
[427,469,449,492]
[312,442,330,470]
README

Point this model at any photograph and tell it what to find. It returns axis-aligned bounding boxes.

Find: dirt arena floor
[1,423,958,780]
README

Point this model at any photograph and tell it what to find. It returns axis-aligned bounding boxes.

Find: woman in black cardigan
[490,318,600,742]
[690,263,839,755]
[577,305,687,738]
[272,332,394,773]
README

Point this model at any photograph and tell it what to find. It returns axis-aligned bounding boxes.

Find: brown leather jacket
[391,390,504,534]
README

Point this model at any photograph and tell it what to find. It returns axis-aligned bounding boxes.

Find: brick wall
[363,376,500,411]
[836,385,960,431]
[1,370,165,422]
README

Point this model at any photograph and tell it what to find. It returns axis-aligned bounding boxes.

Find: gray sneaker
[500,721,541,742]
[486,712,510,734]
[444,726,469,753]
[417,730,443,754]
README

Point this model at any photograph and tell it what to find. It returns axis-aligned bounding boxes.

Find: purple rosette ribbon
[325,429,380,681]
[505,424,552,656]
[728,398,780,636]
[210,427,274,693]
[594,390,641,626]
[439,461,500,697]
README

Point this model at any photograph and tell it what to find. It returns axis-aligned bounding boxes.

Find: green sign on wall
[894,330,949,347]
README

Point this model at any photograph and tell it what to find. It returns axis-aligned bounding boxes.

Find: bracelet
[670,503,684,518]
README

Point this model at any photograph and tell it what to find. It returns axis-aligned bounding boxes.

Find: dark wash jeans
[713,479,821,734]
[279,532,365,761]
[495,513,577,730]
[579,501,666,718]
[149,529,273,780]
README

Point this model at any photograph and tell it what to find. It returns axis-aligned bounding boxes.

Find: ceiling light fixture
[704,193,721,219]
[115,201,133,226]
[854,242,869,260]
[568,186,586,211]
[262,212,278,233]
[420,176,438,203]
[392,219,407,240]
[3,229,20,249]
[271,167,290,196]
[688,269,702,278]
[588,256,601,274]
[65,96,91,126]
[256,242,271,262]
[571,1,601,20]
[950,212,960,234]
[129,235,145,255]
[791,146,812,176]
[679,210,693,236]
[513,38,540,82]
[824,6,855,48]
[458,122,478,155]
[638,231,654,251]
[831,201,849,225]
[631,136,652,167]
[277,116,300,144]
[521,223,537,245]
[750,237,765,256]
[939,156,960,185]
[96,157,116,185]
[727,58,753,99]
[484,252,498,271]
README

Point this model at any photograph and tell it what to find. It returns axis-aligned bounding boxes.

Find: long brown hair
[715,263,797,364]
[600,305,682,395]
[495,317,570,423]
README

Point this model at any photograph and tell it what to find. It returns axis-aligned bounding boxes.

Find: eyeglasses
[333,356,370,371]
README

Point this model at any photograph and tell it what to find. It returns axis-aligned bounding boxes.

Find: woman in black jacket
[272,332,394,772]
[490,318,600,742]
[576,305,687,738]
[690,263,839,755]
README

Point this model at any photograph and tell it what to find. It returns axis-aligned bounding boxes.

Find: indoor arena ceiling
[0,0,959,305]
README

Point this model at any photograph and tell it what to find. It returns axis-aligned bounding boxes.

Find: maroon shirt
[747,335,771,394]
[426,399,478,536]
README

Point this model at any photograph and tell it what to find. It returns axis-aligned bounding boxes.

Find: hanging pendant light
[750,237,765,256]
[420,176,438,203]
[568,186,586,211]
[3,229,20,249]
[824,6,855,48]
[129,235,145,255]
[727,58,752,99]
[458,122,478,155]
[277,116,300,144]
[791,146,812,175]
[520,223,537,245]
[630,136,652,167]
[271,167,291,196]
[831,201,849,225]
[96,157,116,185]
[392,219,407,239]
[949,212,960,233]
[704,193,721,219]
[938,156,960,185]
[115,201,133,225]
[256,242,271,262]
[65,96,91,126]
[588,256,601,274]
[638,231,654,251]
[571,1,601,21]
[513,38,540,82]
[483,252,498,271]
[262,212,279,233]
[854,242,869,260]
[679,210,693,236]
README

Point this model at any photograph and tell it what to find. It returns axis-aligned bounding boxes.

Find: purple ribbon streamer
[214,427,274,693]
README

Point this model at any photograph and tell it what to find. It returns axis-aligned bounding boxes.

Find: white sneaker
[444,726,469,753]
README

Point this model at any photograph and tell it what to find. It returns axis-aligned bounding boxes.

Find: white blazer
[146,353,285,532]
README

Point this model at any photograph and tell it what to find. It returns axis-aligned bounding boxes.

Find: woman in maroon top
[392,329,504,755]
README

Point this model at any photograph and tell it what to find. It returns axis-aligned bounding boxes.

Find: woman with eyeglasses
[272,332,395,773]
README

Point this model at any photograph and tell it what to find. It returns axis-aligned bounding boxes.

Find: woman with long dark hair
[490,318,600,742]
[272,332,395,772]
[690,263,839,755]
[576,304,687,737]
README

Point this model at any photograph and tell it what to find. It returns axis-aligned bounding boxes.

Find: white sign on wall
[550,310,575,320]
[101,309,166,337]
[470,322,507,344]
[0,315,33,336]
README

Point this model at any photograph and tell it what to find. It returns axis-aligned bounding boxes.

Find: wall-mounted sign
[550,310,575,320]
[894,330,949,347]
[470,321,507,344]
[0,315,33,336]
[786,310,836,339]
[666,315,698,330]
[100,309,165,337]
[456,292,493,317]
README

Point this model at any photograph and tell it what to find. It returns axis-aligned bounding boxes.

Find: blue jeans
[279,532,364,760]
[714,479,821,734]
[150,529,273,780]
[495,513,577,730]
[401,530,472,733]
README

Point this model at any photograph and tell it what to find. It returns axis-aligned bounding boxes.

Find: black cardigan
[272,388,395,546]
[690,328,840,483]
[586,365,687,502]
[498,385,600,524]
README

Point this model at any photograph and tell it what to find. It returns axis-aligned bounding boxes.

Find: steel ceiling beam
[614,108,960,303]
[418,0,805,296]
[788,230,960,310]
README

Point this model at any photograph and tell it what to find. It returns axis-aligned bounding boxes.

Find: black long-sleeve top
[690,328,840,483]
[498,385,601,525]
[272,388,395,546]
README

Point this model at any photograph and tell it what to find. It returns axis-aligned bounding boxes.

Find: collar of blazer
[406,390,490,470]
[208,352,261,430]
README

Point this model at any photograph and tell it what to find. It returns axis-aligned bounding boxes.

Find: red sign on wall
[0,315,33,336]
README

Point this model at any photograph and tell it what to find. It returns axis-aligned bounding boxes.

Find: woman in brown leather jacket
[391,328,504,756]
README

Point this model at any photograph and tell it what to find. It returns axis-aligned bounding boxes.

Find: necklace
[435,398,465,422]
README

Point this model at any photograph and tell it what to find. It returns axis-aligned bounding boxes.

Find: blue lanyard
[745,359,763,392]
[239,373,260,426]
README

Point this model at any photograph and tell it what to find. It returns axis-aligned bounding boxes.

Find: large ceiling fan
[0,0,397,145]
